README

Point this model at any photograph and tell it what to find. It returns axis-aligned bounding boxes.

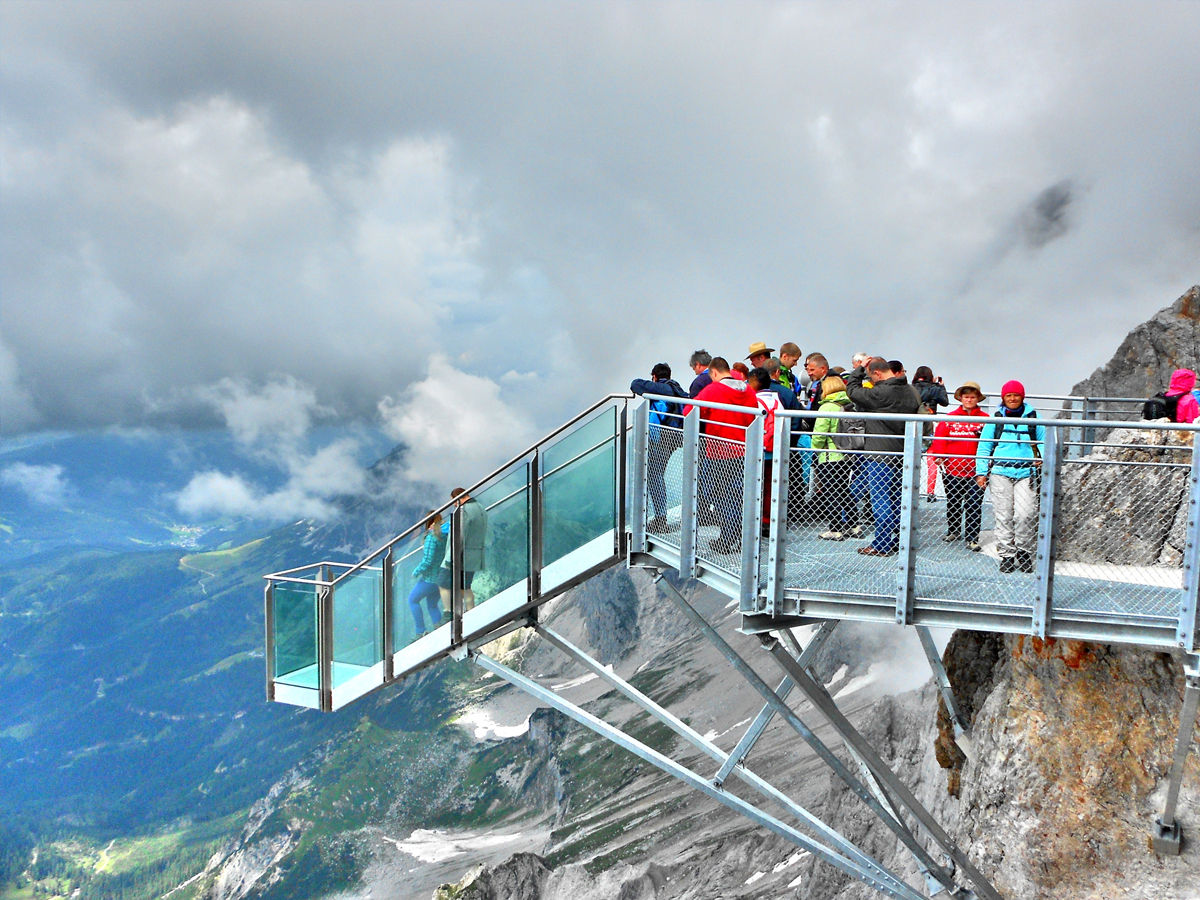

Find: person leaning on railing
[975,381,1043,574]
[928,382,988,552]
[631,362,689,534]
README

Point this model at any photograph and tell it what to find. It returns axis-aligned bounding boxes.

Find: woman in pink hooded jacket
[1166,369,1200,424]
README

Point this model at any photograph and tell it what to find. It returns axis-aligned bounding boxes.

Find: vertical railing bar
[264,583,275,702]
[1178,439,1200,651]
[319,564,333,713]
[616,400,629,559]
[766,415,791,617]
[382,550,394,683]
[681,407,700,578]
[895,421,922,625]
[740,416,764,611]
[1034,426,1061,639]
[629,398,649,554]
[530,450,543,608]
[450,507,463,646]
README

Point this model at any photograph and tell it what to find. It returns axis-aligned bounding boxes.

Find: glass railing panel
[272,582,320,688]
[542,436,618,588]
[543,406,616,474]
[463,464,531,626]
[392,527,450,650]
[331,565,383,692]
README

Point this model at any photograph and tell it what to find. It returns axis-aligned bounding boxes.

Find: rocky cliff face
[1070,285,1200,401]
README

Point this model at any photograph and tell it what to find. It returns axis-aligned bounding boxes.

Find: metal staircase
[264,393,1200,896]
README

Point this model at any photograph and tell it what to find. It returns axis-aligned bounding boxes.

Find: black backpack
[830,402,866,452]
[1142,391,1180,421]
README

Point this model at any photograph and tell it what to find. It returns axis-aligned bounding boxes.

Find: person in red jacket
[686,357,759,553]
[928,381,989,551]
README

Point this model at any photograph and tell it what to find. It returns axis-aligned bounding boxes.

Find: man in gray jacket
[843,358,922,556]
[438,487,488,611]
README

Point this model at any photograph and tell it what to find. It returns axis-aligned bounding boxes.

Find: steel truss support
[913,626,970,740]
[530,623,919,898]
[651,570,987,898]
[761,634,1002,900]
[470,646,926,899]
[1153,653,1200,855]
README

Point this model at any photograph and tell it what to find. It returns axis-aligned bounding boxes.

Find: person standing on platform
[778,342,802,394]
[631,362,689,533]
[976,381,1043,574]
[844,357,922,557]
[408,512,447,634]
[929,382,988,551]
[438,487,488,611]
[688,349,714,398]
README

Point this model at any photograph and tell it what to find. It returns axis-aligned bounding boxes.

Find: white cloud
[173,377,369,522]
[378,356,537,489]
[0,463,72,506]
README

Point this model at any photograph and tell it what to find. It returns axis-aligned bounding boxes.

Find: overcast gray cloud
[3,1,1198,447]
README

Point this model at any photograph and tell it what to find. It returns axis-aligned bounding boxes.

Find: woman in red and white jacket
[928,381,989,551]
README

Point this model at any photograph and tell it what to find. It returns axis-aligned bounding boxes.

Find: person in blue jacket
[976,380,1044,574]
[631,363,689,533]
[408,511,446,635]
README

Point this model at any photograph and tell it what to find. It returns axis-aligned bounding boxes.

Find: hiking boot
[846,525,865,538]
[647,516,669,534]
[1016,551,1034,573]
[818,530,845,541]
[999,557,1016,574]
[941,532,960,543]
[965,540,982,552]
[925,494,938,503]
[857,546,896,557]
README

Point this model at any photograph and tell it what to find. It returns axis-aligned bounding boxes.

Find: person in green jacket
[811,374,859,541]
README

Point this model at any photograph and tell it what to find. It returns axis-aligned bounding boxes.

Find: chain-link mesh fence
[694,432,751,577]
[646,423,685,549]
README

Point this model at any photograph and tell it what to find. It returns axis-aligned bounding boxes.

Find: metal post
[319,564,333,713]
[264,584,275,702]
[1033,426,1061,639]
[1083,400,1097,456]
[896,421,922,625]
[450,507,463,645]
[471,650,924,900]
[1153,655,1199,855]
[740,415,765,611]
[529,450,543,605]
[715,621,839,786]
[628,399,647,554]
[382,551,395,682]
[652,571,961,889]
[764,636,1003,900]
[915,626,969,738]
[766,415,791,617]
[680,406,701,578]
[1178,442,1200,651]
[617,400,629,558]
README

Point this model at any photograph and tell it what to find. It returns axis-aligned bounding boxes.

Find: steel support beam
[629,398,649,555]
[914,627,969,739]
[897,422,922,624]
[739,415,765,611]
[762,636,1003,900]
[715,621,839,786]
[1153,654,1200,855]
[680,407,701,578]
[1033,427,1061,639]
[765,414,791,617]
[652,571,961,891]
[1178,443,1200,652]
[531,624,920,898]
[471,650,926,900]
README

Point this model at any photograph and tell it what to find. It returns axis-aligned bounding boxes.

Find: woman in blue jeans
[408,511,446,635]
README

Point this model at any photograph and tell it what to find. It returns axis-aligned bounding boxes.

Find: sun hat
[746,341,775,359]
[953,381,987,401]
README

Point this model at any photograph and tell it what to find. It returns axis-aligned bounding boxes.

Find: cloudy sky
[3,2,1199,500]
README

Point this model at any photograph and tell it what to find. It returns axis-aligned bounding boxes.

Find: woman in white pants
[975,380,1044,573]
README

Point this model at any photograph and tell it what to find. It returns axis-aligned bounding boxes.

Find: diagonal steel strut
[532,623,920,899]
[651,570,965,893]
[470,650,928,900]
[763,635,1003,900]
